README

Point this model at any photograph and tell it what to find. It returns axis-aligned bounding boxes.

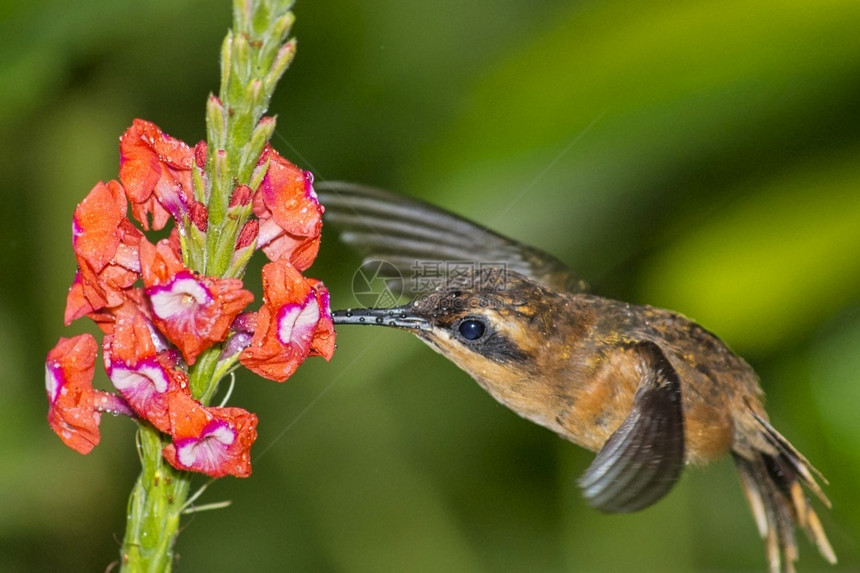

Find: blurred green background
[1,0,858,570]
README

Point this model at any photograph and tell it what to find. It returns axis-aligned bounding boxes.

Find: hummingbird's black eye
[458,318,486,341]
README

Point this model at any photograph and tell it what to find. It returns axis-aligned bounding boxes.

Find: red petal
[45,335,101,454]
[307,279,335,360]
[72,180,127,272]
[252,146,322,270]
[119,119,194,230]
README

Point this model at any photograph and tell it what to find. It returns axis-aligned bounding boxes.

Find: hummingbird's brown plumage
[317,181,836,573]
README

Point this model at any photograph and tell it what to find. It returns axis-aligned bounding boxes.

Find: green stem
[120,425,191,573]
[190,346,225,405]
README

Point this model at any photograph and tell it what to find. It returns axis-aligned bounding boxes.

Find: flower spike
[46,3,335,568]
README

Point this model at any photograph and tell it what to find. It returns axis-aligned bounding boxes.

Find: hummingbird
[315,181,836,573]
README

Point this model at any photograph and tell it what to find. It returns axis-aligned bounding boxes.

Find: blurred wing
[315,181,585,296]
[578,341,686,513]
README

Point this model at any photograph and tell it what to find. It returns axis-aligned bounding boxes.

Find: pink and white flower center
[176,420,236,472]
[45,363,64,404]
[277,292,320,348]
[109,359,170,400]
[149,271,212,320]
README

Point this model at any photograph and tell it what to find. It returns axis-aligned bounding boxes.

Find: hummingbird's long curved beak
[331,306,432,331]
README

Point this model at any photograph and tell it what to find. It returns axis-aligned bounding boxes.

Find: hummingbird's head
[332,268,580,392]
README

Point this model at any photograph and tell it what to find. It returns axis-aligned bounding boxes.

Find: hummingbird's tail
[732,410,836,573]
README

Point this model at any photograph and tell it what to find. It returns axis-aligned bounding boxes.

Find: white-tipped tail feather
[733,411,835,573]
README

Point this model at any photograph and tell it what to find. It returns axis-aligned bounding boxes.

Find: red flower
[104,304,179,432]
[253,146,323,271]
[65,180,143,325]
[45,334,102,454]
[162,405,258,478]
[140,239,254,364]
[239,259,334,381]
[119,119,195,231]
